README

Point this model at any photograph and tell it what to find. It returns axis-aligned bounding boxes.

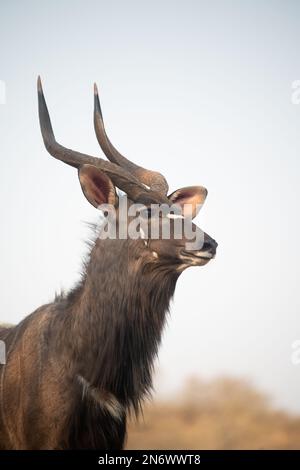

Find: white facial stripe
[166,214,184,219]
[140,227,147,239]
[152,251,158,258]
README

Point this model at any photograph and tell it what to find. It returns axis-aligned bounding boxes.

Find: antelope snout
[202,235,218,256]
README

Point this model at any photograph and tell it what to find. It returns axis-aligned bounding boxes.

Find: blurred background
[127,376,300,449]
[1,0,300,449]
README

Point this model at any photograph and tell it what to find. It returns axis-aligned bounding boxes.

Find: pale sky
[0,0,300,411]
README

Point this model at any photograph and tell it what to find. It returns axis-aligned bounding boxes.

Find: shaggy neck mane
[55,227,179,414]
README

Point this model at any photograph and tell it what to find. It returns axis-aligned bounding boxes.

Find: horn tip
[37,76,42,92]
[94,83,99,95]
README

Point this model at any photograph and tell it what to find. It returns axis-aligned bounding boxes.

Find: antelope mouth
[180,249,215,264]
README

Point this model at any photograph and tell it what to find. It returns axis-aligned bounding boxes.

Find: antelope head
[37,77,217,272]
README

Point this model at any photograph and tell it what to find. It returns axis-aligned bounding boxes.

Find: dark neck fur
[56,233,179,413]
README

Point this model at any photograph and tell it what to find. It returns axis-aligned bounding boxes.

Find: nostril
[203,239,218,253]
[202,242,214,252]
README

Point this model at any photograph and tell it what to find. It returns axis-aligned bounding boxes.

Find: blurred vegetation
[127,377,300,449]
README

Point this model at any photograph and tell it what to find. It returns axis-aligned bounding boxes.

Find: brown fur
[0,80,217,449]
[0,232,179,449]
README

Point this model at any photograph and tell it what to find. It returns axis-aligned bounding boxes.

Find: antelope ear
[78,164,117,209]
[168,186,208,218]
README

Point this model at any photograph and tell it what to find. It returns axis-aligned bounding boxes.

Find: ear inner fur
[78,164,117,208]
